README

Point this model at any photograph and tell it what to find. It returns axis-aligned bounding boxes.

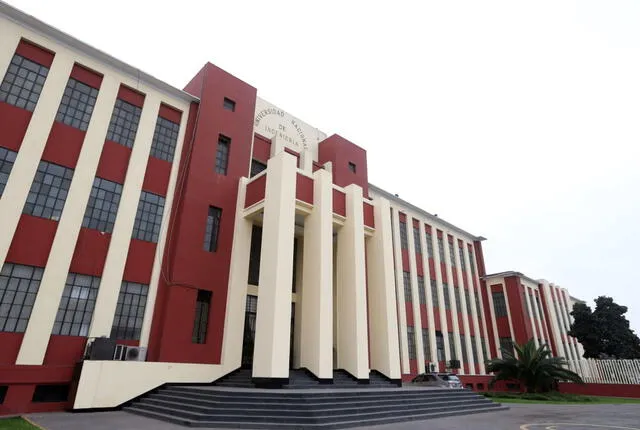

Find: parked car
[411,373,463,389]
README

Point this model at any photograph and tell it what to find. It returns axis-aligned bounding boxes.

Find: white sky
[7,0,640,332]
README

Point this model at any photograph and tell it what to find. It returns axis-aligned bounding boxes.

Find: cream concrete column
[419,223,438,367]
[486,283,502,359]
[336,184,369,379]
[88,96,161,338]
[366,197,401,380]
[406,219,425,374]
[433,233,450,362]
[551,286,571,359]
[252,152,297,379]
[453,238,474,374]
[469,249,492,366]
[541,281,566,358]
[0,27,20,85]
[292,237,304,369]
[531,289,547,347]
[0,54,74,273]
[502,284,517,349]
[558,289,578,361]
[391,208,410,373]
[219,177,253,371]
[300,168,333,379]
[16,75,120,365]
[443,238,462,369]
[463,245,485,373]
[523,287,539,348]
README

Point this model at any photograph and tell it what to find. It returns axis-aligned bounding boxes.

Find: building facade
[0,1,583,415]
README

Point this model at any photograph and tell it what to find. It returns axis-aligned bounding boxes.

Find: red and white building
[0,1,583,415]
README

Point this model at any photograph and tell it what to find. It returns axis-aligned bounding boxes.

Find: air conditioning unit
[113,345,147,362]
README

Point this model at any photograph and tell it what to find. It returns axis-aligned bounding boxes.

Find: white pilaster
[366,197,401,380]
[16,75,120,365]
[433,234,450,363]
[419,224,438,368]
[300,168,333,379]
[541,281,566,359]
[391,208,410,373]
[292,237,304,369]
[531,289,547,347]
[406,220,425,374]
[454,238,474,374]
[463,245,485,373]
[336,184,369,379]
[443,238,462,369]
[486,283,502,359]
[523,286,538,348]
[252,152,297,378]
[0,27,20,86]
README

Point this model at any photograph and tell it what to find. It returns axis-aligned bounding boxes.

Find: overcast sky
[8,0,640,332]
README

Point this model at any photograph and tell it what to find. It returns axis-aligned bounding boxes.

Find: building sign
[253,98,327,156]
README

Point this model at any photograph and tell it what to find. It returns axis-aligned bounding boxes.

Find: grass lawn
[482,392,640,405]
[0,417,41,429]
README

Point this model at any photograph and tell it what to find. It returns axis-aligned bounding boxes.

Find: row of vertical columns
[453,241,474,373]
[391,208,410,373]
[442,239,463,368]
[419,223,438,368]
[463,246,486,374]
[523,286,539,347]
[406,222,426,374]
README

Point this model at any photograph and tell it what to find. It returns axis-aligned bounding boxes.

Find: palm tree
[486,339,584,393]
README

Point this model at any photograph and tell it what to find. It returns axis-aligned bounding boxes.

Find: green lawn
[0,417,40,429]
[482,392,640,405]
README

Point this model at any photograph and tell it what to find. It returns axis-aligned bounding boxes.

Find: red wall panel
[0,333,23,364]
[41,122,85,169]
[95,140,131,185]
[142,156,171,196]
[117,85,145,108]
[15,39,55,67]
[295,173,313,205]
[69,64,103,89]
[43,336,87,365]
[317,134,369,197]
[68,228,111,276]
[332,189,346,216]
[252,133,271,163]
[363,202,374,228]
[123,240,157,284]
[6,215,57,268]
[0,102,31,151]
[245,174,266,208]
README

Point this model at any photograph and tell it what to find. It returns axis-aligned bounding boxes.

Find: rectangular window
[203,206,222,252]
[459,246,466,272]
[448,332,457,359]
[403,271,411,302]
[522,290,530,317]
[32,384,69,403]
[443,283,451,310]
[248,225,262,285]
[348,161,356,173]
[492,291,508,317]
[422,328,431,361]
[215,135,230,175]
[425,231,433,258]
[407,326,416,360]
[150,116,180,162]
[55,78,98,131]
[431,279,439,308]
[82,177,123,233]
[435,331,445,361]
[223,97,236,111]
[454,286,461,312]
[106,98,142,148]
[471,335,479,364]
[469,249,476,276]
[110,282,148,340]
[132,191,165,243]
[250,159,267,177]
[192,290,211,344]
[52,273,100,336]
[417,276,426,305]
[0,263,43,333]
[460,334,468,364]
[23,160,74,221]
[475,291,482,314]
[448,240,456,267]
[438,236,445,262]
[465,289,472,315]
[0,147,18,197]
[399,220,408,250]
[481,337,488,361]
[0,54,49,112]
[413,225,421,255]
[500,337,515,356]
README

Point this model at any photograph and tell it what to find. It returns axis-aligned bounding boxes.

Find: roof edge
[483,270,541,286]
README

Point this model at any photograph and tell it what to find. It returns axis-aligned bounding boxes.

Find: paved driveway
[27,404,640,430]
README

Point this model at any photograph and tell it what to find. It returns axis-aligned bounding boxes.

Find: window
[82,177,123,233]
[0,263,43,332]
[471,335,479,364]
[459,246,466,272]
[250,159,267,177]
[460,334,468,364]
[522,291,530,317]
[425,231,433,258]
[448,332,457,359]
[52,273,100,336]
[110,282,148,340]
[475,291,482,314]
[203,206,222,252]
[465,289,472,315]
[448,240,456,267]
[106,98,142,148]
[0,54,48,112]
[422,328,431,361]
[431,279,439,308]
[23,161,74,220]
[348,162,356,173]
[223,97,236,111]
[55,78,98,131]
[0,385,6,404]
[500,337,515,356]
[443,283,451,310]
[417,276,426,305]
[481,337,488,361]
[192,290,211,343]
[403,271,411,302]
[492,291,508,317]
[248,225,262,285]
[0,147,18,197]
[150,116,180,162]
[413,225,421,255]
[399,220,408,250]
[32,384,69,403]
[437,236,445,262]
[215,135,231,175]
[132,191,165,243]
[454,286,461,312]
[407,326,416,360]
[469,249,476,276]
[435,331,445,361]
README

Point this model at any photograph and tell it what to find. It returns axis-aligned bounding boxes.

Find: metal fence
[567,359,640,384]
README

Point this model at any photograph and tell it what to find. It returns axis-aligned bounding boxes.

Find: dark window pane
[0,54,49,112]
[132,191,165,243]
[82,177,122,233]
[250,159,267,177]
[223,97,235,112]
[203,206,222,252]
[110,282,148,340]
[23,160,74,221]
[55,78,98,131]
[0,147,18,197]
[399,220,408,250]
[215,135,230,175]
[52,273,100,336]
[106,98,142,148]
[192,290,211,344]
[0,263,43,332]
[149,116,180,162]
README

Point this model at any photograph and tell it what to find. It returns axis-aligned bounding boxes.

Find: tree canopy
[569,296,640,359]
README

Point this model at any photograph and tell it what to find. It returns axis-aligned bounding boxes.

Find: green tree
[569,296,640,359]
[486,339,583,393]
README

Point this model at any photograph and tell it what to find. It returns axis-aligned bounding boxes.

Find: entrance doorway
[241,295,257,368]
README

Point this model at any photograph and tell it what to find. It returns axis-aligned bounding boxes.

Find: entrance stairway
[125,385,508,428]
[215,369,398,389]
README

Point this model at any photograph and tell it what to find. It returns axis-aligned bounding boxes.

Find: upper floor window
[413,225,421,255]
[469,249,476,276]
[417,275,426,305]
[223,97,236,112]
[215,135,231,175]
[442,283,451,310]
[399,220,408,250]
[492,290,508,317]
[132,191,165,243]
[422,328,431,361]
[203,206,222,252]
[250,159,267,177]
[459,246,466,272]
[499,337,515,356]
[407,326,416,360]
[448,240,456,267]
[448,332,457,359]
[192,290,212,344]
[111,281,148,340]
[403,271,411,302]
[82,177,123,233]
[437,237,445,262]
[470,335,479,364]
[0,147,18,197]
[52,273,100,336]
[435,331,445,361]
[0,54,49,112]
[23,161,74,221]
[0,263,43,333]
[431,279,439,308]
[454,285,461,312]
[150,116,180,162]
[55,78,98,131]
[465,289,472,315]
[106,99,142,148]
[425,230,434,258]
[348,162,356,173]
